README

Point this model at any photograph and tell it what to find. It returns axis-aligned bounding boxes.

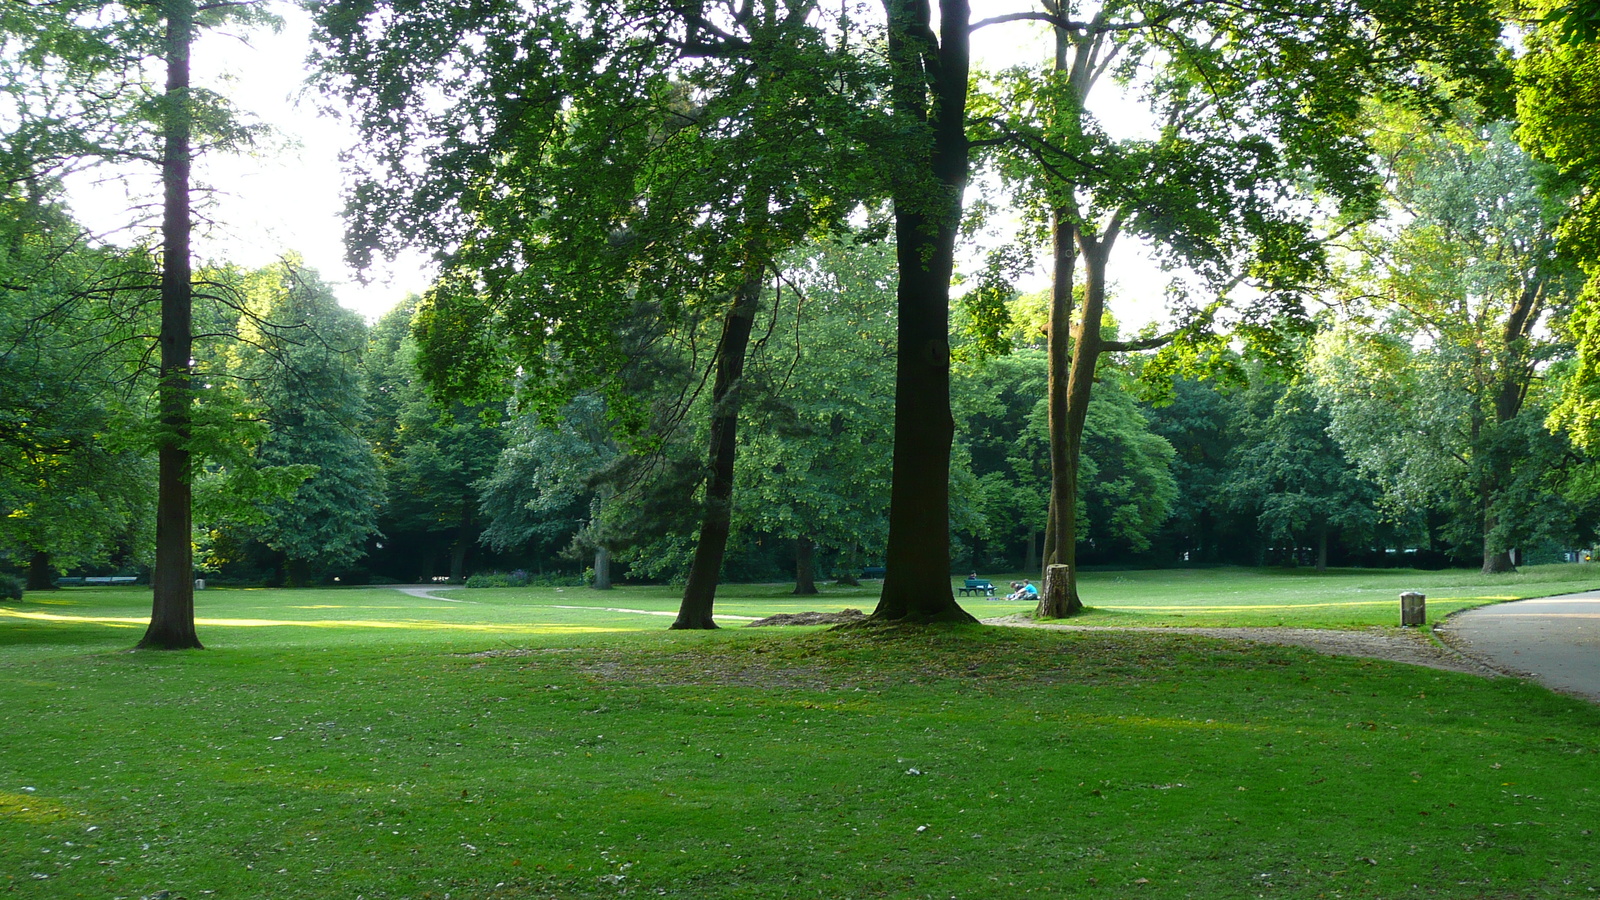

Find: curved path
[1439,591,1600,703]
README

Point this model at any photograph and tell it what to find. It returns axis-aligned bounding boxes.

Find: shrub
[0,573,24,602]
[465,570,585,588]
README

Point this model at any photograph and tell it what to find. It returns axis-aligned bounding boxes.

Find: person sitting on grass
[1021,579,1038,599]
[1005,581,1027,601]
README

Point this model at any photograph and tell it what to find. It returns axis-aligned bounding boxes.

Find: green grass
[1054,564,1600,627]
[2,575,1597,899]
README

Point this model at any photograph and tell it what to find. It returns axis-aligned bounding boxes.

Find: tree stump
[1399,591,1426,627]
[1037,564,1074,618]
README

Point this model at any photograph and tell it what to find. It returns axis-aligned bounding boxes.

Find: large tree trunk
[872,0,977,625]
[672,270,764,630]
[591,546,612,590]
[140,0,201,651]
[26,551,57,592]
[793,537,818,595]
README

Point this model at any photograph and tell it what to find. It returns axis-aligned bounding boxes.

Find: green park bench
[959,577,996,597]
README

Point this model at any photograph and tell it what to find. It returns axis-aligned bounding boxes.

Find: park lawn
[2,583,1598,899]
[964,564,1600,628]
[429,563,1600,630]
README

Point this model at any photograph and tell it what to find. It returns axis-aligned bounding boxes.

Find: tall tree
[1315,122,1584,572]
[230,263,381,585]
[143,0,204,647]
[1222,376,1378,571]
[737,238,898,593]
[969,0,1508,615]
[363,299,503,583]
[3,0,272,646]
[313,1,879,628]
[1519,5,1600,446]
[867,0,978,623]
[1143,372,1253,565]
[477,395,619,583]
[0,199,154,590]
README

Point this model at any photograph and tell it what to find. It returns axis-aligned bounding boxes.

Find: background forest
[5,0,1600,600]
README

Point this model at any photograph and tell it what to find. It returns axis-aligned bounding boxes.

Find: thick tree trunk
[591,546,612,590]
[140,0,201,651]
[1482,511,1515,574]
[793,537,818,595]
[872,0,977,625]
[26,551,57,592]
[672,270,764,630]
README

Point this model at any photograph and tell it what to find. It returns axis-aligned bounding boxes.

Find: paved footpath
[1440,591,1600,703]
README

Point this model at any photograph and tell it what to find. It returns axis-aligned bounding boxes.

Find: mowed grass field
[2,567,1597,899]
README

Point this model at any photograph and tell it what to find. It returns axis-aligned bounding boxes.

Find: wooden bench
[958,578,996,597]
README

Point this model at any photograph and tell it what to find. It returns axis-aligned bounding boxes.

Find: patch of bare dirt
[746,608,869,628]
[982,614,1504,677]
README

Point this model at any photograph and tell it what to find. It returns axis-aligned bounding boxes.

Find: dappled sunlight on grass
[0,790,78,825]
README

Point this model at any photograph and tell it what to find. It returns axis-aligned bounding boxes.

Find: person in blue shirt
[1021,579,1039,599]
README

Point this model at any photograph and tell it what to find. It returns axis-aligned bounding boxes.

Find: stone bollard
[194,578,205,591]
[1399,591,1425,626]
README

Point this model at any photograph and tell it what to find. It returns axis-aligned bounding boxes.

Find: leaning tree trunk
[793,537,818,595]
[140,0,201,650]
[671,270,764,630]
[26,551,57,592]
[872,0,977,625]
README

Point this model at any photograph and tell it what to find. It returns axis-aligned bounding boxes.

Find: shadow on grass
[0,617,139,649]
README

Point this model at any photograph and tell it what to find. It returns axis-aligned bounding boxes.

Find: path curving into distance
[395,585,471,603]
[1439,591,1600,704]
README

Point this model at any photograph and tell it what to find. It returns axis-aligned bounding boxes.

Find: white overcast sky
[65,1,1169,327]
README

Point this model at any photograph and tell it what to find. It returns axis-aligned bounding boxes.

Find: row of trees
[5,0,1599,642]
[8,200,1596,598]
[307,0,1545,628]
